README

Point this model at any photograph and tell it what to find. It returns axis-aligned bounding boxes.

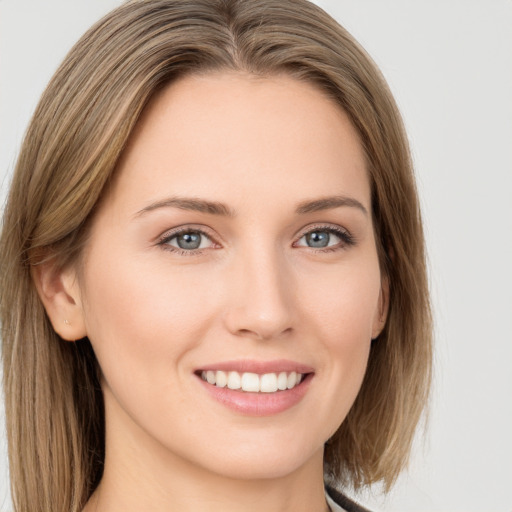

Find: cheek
[299,260,382,344]
[80,250,219,380]
[297,259,380,419]
[316,279,374,384]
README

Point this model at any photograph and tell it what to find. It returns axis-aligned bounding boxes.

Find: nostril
[235,326,293,341]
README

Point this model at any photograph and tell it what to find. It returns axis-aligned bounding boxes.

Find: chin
[189,438,324,482]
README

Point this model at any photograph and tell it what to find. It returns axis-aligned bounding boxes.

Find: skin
[38,72,387,512]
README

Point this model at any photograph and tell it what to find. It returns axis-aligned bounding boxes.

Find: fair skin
[37,72,387,512]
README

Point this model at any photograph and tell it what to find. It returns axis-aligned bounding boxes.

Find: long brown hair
[0,1,432,510]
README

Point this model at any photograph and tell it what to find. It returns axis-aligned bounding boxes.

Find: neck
[89,464,330,512]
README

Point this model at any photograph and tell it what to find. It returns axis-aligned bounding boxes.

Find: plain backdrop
[1,1,511,511]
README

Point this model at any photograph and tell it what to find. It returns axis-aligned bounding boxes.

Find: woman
[0,1,432,511]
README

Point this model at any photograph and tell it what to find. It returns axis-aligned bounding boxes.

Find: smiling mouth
[198,370,307,393]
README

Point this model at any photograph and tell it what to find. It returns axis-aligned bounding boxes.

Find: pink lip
[194,360,314,416]
[196,359,314,374]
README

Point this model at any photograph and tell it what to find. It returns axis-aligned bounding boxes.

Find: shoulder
[326,486,373,512]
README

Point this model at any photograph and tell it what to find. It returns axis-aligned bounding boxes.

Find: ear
[32,262,87,342]
[371,275,389,340]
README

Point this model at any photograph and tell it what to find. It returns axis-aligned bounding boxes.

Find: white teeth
[286,371,297,389]
[200,370,306,392]
[227,371,241,390]
[215,370,227,388]
[277,372,288,390]
[241,372,260,392]
[260,373,278,393]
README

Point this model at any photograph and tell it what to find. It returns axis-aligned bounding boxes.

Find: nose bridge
[224,239,294,340]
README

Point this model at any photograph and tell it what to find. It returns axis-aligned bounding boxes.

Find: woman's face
[76,72,386,481]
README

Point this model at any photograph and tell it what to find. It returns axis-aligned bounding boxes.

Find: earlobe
[371,276,390,340]
[32,262,87,342]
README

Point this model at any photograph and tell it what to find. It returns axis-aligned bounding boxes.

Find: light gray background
[1,1,511,511]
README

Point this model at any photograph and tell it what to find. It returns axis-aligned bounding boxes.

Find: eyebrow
[295,195,368,216]
[135,197,235,218]
[135,194,367,218]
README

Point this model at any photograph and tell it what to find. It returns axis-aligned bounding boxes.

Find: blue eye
[296,226,353,250]
[163,230,213,251]
[304,230,333,248]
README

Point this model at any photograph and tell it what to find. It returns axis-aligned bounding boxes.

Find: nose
[222,245,295,341]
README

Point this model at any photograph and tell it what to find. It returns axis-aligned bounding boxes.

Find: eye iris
[177,232,202,250]
[306,231,330,248]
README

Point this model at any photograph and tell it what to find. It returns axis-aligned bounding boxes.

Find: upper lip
[196,359,314,375]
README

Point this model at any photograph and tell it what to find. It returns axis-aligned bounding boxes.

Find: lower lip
[196,374,313,416]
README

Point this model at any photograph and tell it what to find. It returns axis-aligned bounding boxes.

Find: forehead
[109,72,370,215]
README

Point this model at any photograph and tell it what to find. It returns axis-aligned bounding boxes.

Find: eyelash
[157,226,218,256]
[295,225,355,253]
[157,224,355,256]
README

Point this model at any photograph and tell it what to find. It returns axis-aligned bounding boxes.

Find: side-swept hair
[0,1,432,510]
